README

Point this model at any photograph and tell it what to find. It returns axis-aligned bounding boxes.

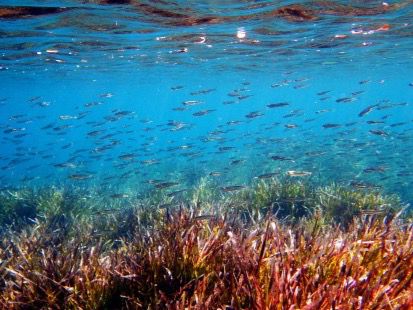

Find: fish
[223,100,237,105]
[323,123,341,129]
[146,179,165,185]
[390,122,407,127]
[363,166,386,173]
[271,155,294,161]
[59,115,77,120]
[220,185,246,192]
[256,172,280,179]
[369,130,389,137]
[142,159,159,166]
[230,159,245,165]
[336,97,356,103]
[190,88,215,95]
[68,174,93,180]
[358,104,378,117]
[245,111,264,119]
[118,154,136,161]
[286,170,312,177]
[167,189,187,197]
[172,107,188,111]
[113,110,134,117]
[84,101,103,108]
[315,109,331,114]
[283,110,304,118]
[110,193,130,199]
[358,209,385,216]
[154,182,179,189]
[294,84,308,89]
[29,96,42,102]
[238,95,252,100]
[366,120,385,125]
[267,102,289,108]
[350,181,381,190]
[182,100,201,106]
[37,101,51,107]
[193,214,217,221]
[87,130,104,137]
[218,147,235,152]
[193,109,215,116]
[305,151,326,157]
[53,162,77,168]
[226,120,242,125]
[345,122,358,127]
[100,93,113,98]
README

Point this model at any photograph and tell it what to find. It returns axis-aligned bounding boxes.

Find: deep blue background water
[1,0,412,203]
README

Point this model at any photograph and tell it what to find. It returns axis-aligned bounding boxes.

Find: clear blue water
[0,0,412,203]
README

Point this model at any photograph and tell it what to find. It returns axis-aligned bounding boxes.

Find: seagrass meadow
[2,0,413,309]
[0,178,412,309]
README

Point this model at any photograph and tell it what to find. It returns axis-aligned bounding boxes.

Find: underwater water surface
[0,0,413,204]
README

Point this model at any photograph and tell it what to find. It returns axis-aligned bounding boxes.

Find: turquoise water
[0,0,412,203]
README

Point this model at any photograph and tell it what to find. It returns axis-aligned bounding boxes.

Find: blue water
[0,0,412,203]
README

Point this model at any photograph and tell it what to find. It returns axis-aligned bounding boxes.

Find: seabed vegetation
[0,177,412,309]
